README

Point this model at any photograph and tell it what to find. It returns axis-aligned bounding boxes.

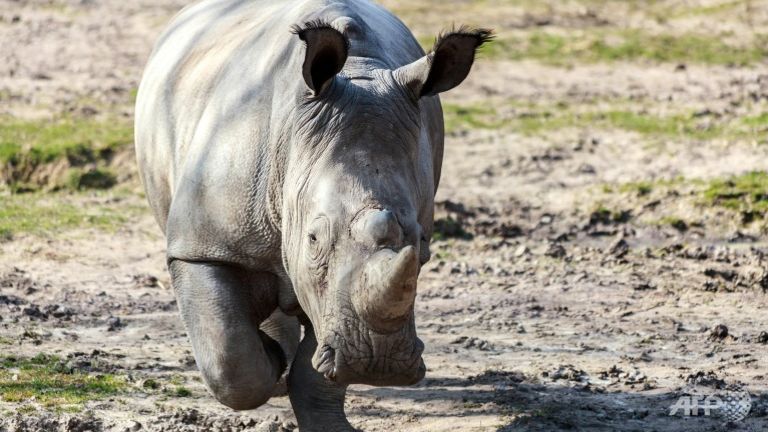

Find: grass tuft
[0,354,127,408]
[66,168,118,190]
[0,116,132,191]
[442,101,740,140]
[702,171,768,216]
[0,191,140,238]
[0,117,132,166]
[480,30,767,66]
[173,387,192,397]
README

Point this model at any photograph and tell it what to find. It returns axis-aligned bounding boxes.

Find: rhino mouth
[313,317,426,386]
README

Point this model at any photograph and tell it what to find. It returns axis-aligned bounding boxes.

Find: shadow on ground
[349,371,768,432]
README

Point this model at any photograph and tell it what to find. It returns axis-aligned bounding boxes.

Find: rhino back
[135,0,437,270]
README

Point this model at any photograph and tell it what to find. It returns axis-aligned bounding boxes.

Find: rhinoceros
[135,0,490,429]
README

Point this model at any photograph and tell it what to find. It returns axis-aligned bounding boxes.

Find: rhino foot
[288,324,358,432]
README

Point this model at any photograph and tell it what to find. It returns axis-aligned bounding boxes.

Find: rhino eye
[306,216,331,264]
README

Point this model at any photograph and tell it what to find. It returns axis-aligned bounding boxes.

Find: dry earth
[1,0,768,431]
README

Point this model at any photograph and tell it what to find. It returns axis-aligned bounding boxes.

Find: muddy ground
[1,0,768,431]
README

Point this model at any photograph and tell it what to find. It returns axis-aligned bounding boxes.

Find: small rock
[757,331,768,344]
[545,365,586,382]
[497,223,523,238]
[50,304,75,319]
[256,421,281,432]
[703,268,737,282]
[686,371,725,389]
[669,219,688,232]
[608,238,629,258]
[494,268,510,277]
[107,316,123,332]
[23,305,47,320]
[133,274,159,288]
[709,324,729,341]
[634,282,656,291]
[544,242,567,259]
[514,245,529,258]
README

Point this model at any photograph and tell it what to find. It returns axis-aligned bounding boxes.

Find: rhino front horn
[354,245,419,334]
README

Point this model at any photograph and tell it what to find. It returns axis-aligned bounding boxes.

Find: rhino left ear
[394,28,493,98]
[292,21,349,95]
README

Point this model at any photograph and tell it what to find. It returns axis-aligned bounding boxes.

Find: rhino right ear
[394,27,493,99]
[292,21,349,96]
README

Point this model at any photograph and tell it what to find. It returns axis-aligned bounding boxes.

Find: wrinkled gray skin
[135,0,489,429]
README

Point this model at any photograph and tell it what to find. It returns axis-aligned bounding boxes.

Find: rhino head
[281,22,491,386]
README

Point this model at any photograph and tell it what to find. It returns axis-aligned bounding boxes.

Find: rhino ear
[394,28,493,98]
[292,21,349,96]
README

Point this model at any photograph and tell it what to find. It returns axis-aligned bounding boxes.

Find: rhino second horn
[355,246,419,334]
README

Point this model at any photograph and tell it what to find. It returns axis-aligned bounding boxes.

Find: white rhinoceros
[135,0,490,429]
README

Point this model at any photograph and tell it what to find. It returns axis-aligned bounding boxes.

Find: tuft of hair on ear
[290,19,350,52]
[432,26,495,55]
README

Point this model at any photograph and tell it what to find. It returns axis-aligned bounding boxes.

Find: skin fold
[135,0,490,429]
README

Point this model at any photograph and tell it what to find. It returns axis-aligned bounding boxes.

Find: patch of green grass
[442,104,502,133]
[605,177,687,197]
[0,117,132,166]
[701,171,768,215]
[142,379,160,390]
[596,111,723,140]
[657,216,689,231]
[672,0,745,17]
[173,387,192,397]
[602,173,768,227]
[0,191,138,239]
[0,116,132,191]
[65,168,117,190]
[16,405,37,415]
[589,206,632,225]
[443,100,733,139]
[487,30,767,66]
[0,354,127,408]
[618,181,654,197]
[742,113,768,128]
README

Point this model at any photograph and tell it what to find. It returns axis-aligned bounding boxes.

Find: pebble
[709,324,729,340]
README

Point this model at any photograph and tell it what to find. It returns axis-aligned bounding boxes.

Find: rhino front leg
[288,323,356,432]
[169,260,288,410]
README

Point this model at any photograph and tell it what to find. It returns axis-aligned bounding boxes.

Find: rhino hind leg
[169,260,288,410]
[288,324,356,432]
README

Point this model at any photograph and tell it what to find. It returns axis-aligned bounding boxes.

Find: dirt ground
[1,0,768,431]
